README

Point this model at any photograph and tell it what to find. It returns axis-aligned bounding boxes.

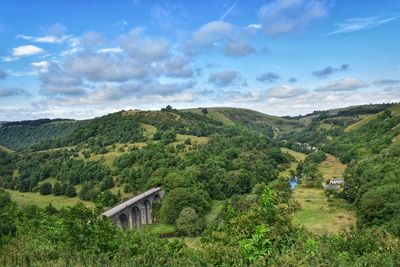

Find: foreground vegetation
[1,187,399,266]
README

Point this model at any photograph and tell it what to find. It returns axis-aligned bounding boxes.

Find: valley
[0,103,399,265]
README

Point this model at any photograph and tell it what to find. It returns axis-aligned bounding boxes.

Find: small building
[329,178,344,185]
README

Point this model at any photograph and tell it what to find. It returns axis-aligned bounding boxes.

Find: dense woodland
[0,104,400,266]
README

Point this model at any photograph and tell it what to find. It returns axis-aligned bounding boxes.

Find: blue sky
[0,0,399,120]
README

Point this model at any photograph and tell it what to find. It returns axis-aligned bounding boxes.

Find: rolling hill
[184,107,303,133]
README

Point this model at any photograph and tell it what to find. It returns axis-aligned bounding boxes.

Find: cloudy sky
[0,0,399,120]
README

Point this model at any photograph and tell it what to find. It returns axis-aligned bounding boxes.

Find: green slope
[0,145,13,153]
[0,119,86,151]
[345,103,400,132]
[184,107,303,133]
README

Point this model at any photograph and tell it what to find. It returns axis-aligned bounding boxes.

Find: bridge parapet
[101,187,163,229]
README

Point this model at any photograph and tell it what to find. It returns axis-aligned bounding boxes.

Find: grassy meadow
[6,189,94,209]
[292,187,356,234]
[318,154,347,180]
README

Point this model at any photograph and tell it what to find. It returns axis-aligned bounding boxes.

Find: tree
[160,188,210,224]
[65,184,77,197]
[201,108,208,116]
[161,105,173,112]
[100,177,114,191]
[0,190,11,209]
[161,130,176,144]
[176,207,204,236]
[53,181,63,195]
[39,182,52,195]
[100,190,119,207]
[19,179,31,192]
[79,183,90,200]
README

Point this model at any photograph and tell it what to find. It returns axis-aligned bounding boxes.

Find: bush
[65,184,77,197]
[100,177,114,191]
[160,188,210,224]
[176,207,204,236]
[52,181,63,195]
[39,182,52,195]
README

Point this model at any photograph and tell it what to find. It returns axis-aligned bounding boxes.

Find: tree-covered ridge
[324,109,400,163]
[280,103,400,151]
[32,112,146,150]
[0,119,86,151]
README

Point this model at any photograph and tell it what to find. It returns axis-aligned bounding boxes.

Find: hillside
[279,103,398,151]
[184,107,303,134]
[0,107,288,207]
[0,119,86,151]
[345,103,400,132]
[321,104,400,234]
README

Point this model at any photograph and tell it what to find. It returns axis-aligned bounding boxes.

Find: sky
[0,0,399,121]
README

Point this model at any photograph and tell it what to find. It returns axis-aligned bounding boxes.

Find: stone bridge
[101,187,164,229]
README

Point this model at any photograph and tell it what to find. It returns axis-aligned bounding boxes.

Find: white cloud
[31,61,49,72]
[12,45,44,57]
[372,79,400,86]
[265,85,307,98]
[247,24,263,30]
[36,27,197,100]
[192,20,233,44]
[209,70,241,87]
[16,34,70,43]
[0,87,31,97]
[257,72,280,83]
[98,48,123,53]
[2,45,45,61]
[315,78,369,92]
[259,0,329,35]
[63,53,149,82]
[80,31,104,47]
[224,41,256,58]
[327,16,399,35]
[223,90,263,103]
[186,21,234,54]
[9,71,39,77]
[119,27,171,62]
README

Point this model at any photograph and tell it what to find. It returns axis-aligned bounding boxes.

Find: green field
[318,154,347,180]
[144,223,176,236]
[6,189,94,209]
[292,187,356,235]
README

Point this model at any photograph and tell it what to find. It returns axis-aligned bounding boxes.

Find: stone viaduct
[101,187,164,229]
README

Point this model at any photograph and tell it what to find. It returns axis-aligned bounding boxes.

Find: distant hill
[345,103,400,132]
[0,119,86,151]
[1,104,397,151]
[183,107,303,134]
